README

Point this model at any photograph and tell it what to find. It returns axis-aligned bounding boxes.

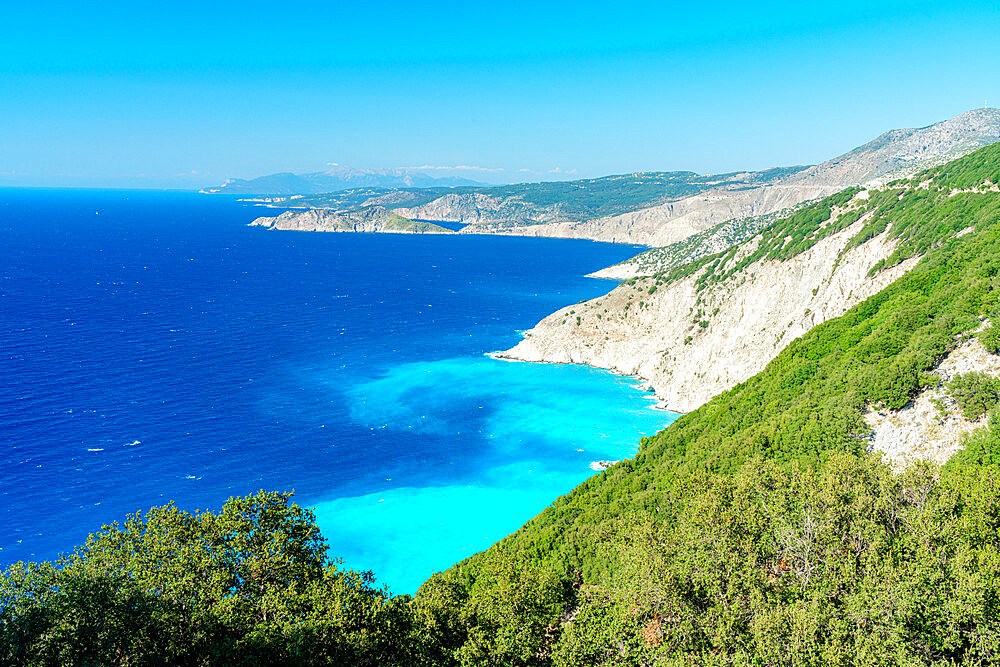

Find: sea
[0,189,678,594]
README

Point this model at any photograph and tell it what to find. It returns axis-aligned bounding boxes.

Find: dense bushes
[552,454,1000,665]
[978,323,1000,353]
[0,492,413,666]
[947,371,1000,419]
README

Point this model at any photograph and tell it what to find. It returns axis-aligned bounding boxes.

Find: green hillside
[4,146,1000,665]
[279,166,807,225]
[379,212,454,233]
[409,142,1000,664]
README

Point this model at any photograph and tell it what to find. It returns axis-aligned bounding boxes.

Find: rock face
[587,109,1000,276]
[788,108,1000,186]
[491,183,832,247]
[396,109,1000,250]
[867,334,1000,468]
[249,207,454,234]
[498,190,921,413]
[395,193,564,227]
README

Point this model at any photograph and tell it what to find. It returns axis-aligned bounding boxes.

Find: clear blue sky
[2,1,998,188]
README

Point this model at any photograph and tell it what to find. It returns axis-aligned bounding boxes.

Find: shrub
[979,323,1000,354]
[948,371,1000,419]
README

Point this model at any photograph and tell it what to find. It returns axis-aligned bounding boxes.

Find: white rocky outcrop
[395,193,565,227]
[867,335,1000,468]
[477,184,838,247]
[498,192,921,413]
[249,207,453,234]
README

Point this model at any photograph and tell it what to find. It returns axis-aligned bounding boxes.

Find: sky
[1,1,999,189]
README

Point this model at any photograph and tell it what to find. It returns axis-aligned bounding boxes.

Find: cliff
[500,156,1000,413]
[248,206,454,234]
[392,110,1000,251]
[499,189,918,412]
[478,182,833,247]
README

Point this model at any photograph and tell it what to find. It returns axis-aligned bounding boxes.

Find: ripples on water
[0,189,675,592]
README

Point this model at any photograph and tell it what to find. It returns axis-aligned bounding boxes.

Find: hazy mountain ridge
[203,165,487,195]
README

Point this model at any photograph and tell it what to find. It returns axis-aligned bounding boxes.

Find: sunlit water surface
[0,189,676,593]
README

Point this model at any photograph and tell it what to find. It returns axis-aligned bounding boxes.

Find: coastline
[485,350,679,414]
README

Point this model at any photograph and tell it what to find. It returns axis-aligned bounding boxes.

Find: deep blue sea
[0,189,677,593]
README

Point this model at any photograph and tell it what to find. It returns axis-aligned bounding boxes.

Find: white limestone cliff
[498,191,921,413]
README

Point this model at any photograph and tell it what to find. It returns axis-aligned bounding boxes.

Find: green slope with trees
[4,146,1000,665]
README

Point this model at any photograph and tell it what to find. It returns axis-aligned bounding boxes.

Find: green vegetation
[281,166,810,226]
[548,454,1000,665]
[611,205,806,277]
[947,371,1000,419]
[381,213,454,233]
[6,145,1000,664]
[0,492,412,666]
[946,407,1000,469]
[978,322,1000,353]
[474,169,800,222]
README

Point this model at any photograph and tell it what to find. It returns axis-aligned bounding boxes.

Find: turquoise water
[315,357,675,593]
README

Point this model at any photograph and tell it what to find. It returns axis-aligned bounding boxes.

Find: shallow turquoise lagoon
[315,356,677,593]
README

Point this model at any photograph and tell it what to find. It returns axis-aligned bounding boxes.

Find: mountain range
[201,165,488,195]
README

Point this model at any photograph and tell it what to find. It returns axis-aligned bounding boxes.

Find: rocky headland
[498,188,923,412]
[249,206,454,234]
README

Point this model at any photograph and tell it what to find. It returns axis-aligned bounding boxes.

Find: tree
[0,491,413,666]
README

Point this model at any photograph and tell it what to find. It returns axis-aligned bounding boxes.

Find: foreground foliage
[0,491,411,666]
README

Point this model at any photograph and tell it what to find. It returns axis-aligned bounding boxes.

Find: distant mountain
[786,107,1000,186]
[591,108,1000,276]
[238,109,1000,262]
[202,165,488,195]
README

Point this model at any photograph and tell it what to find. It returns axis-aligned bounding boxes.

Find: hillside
[394,167,805,230]
[596,108,1000,277]
[250,168,806,232]
[239,110,1000,253]
[6,145,1000,666]
[412,141,1000,664]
